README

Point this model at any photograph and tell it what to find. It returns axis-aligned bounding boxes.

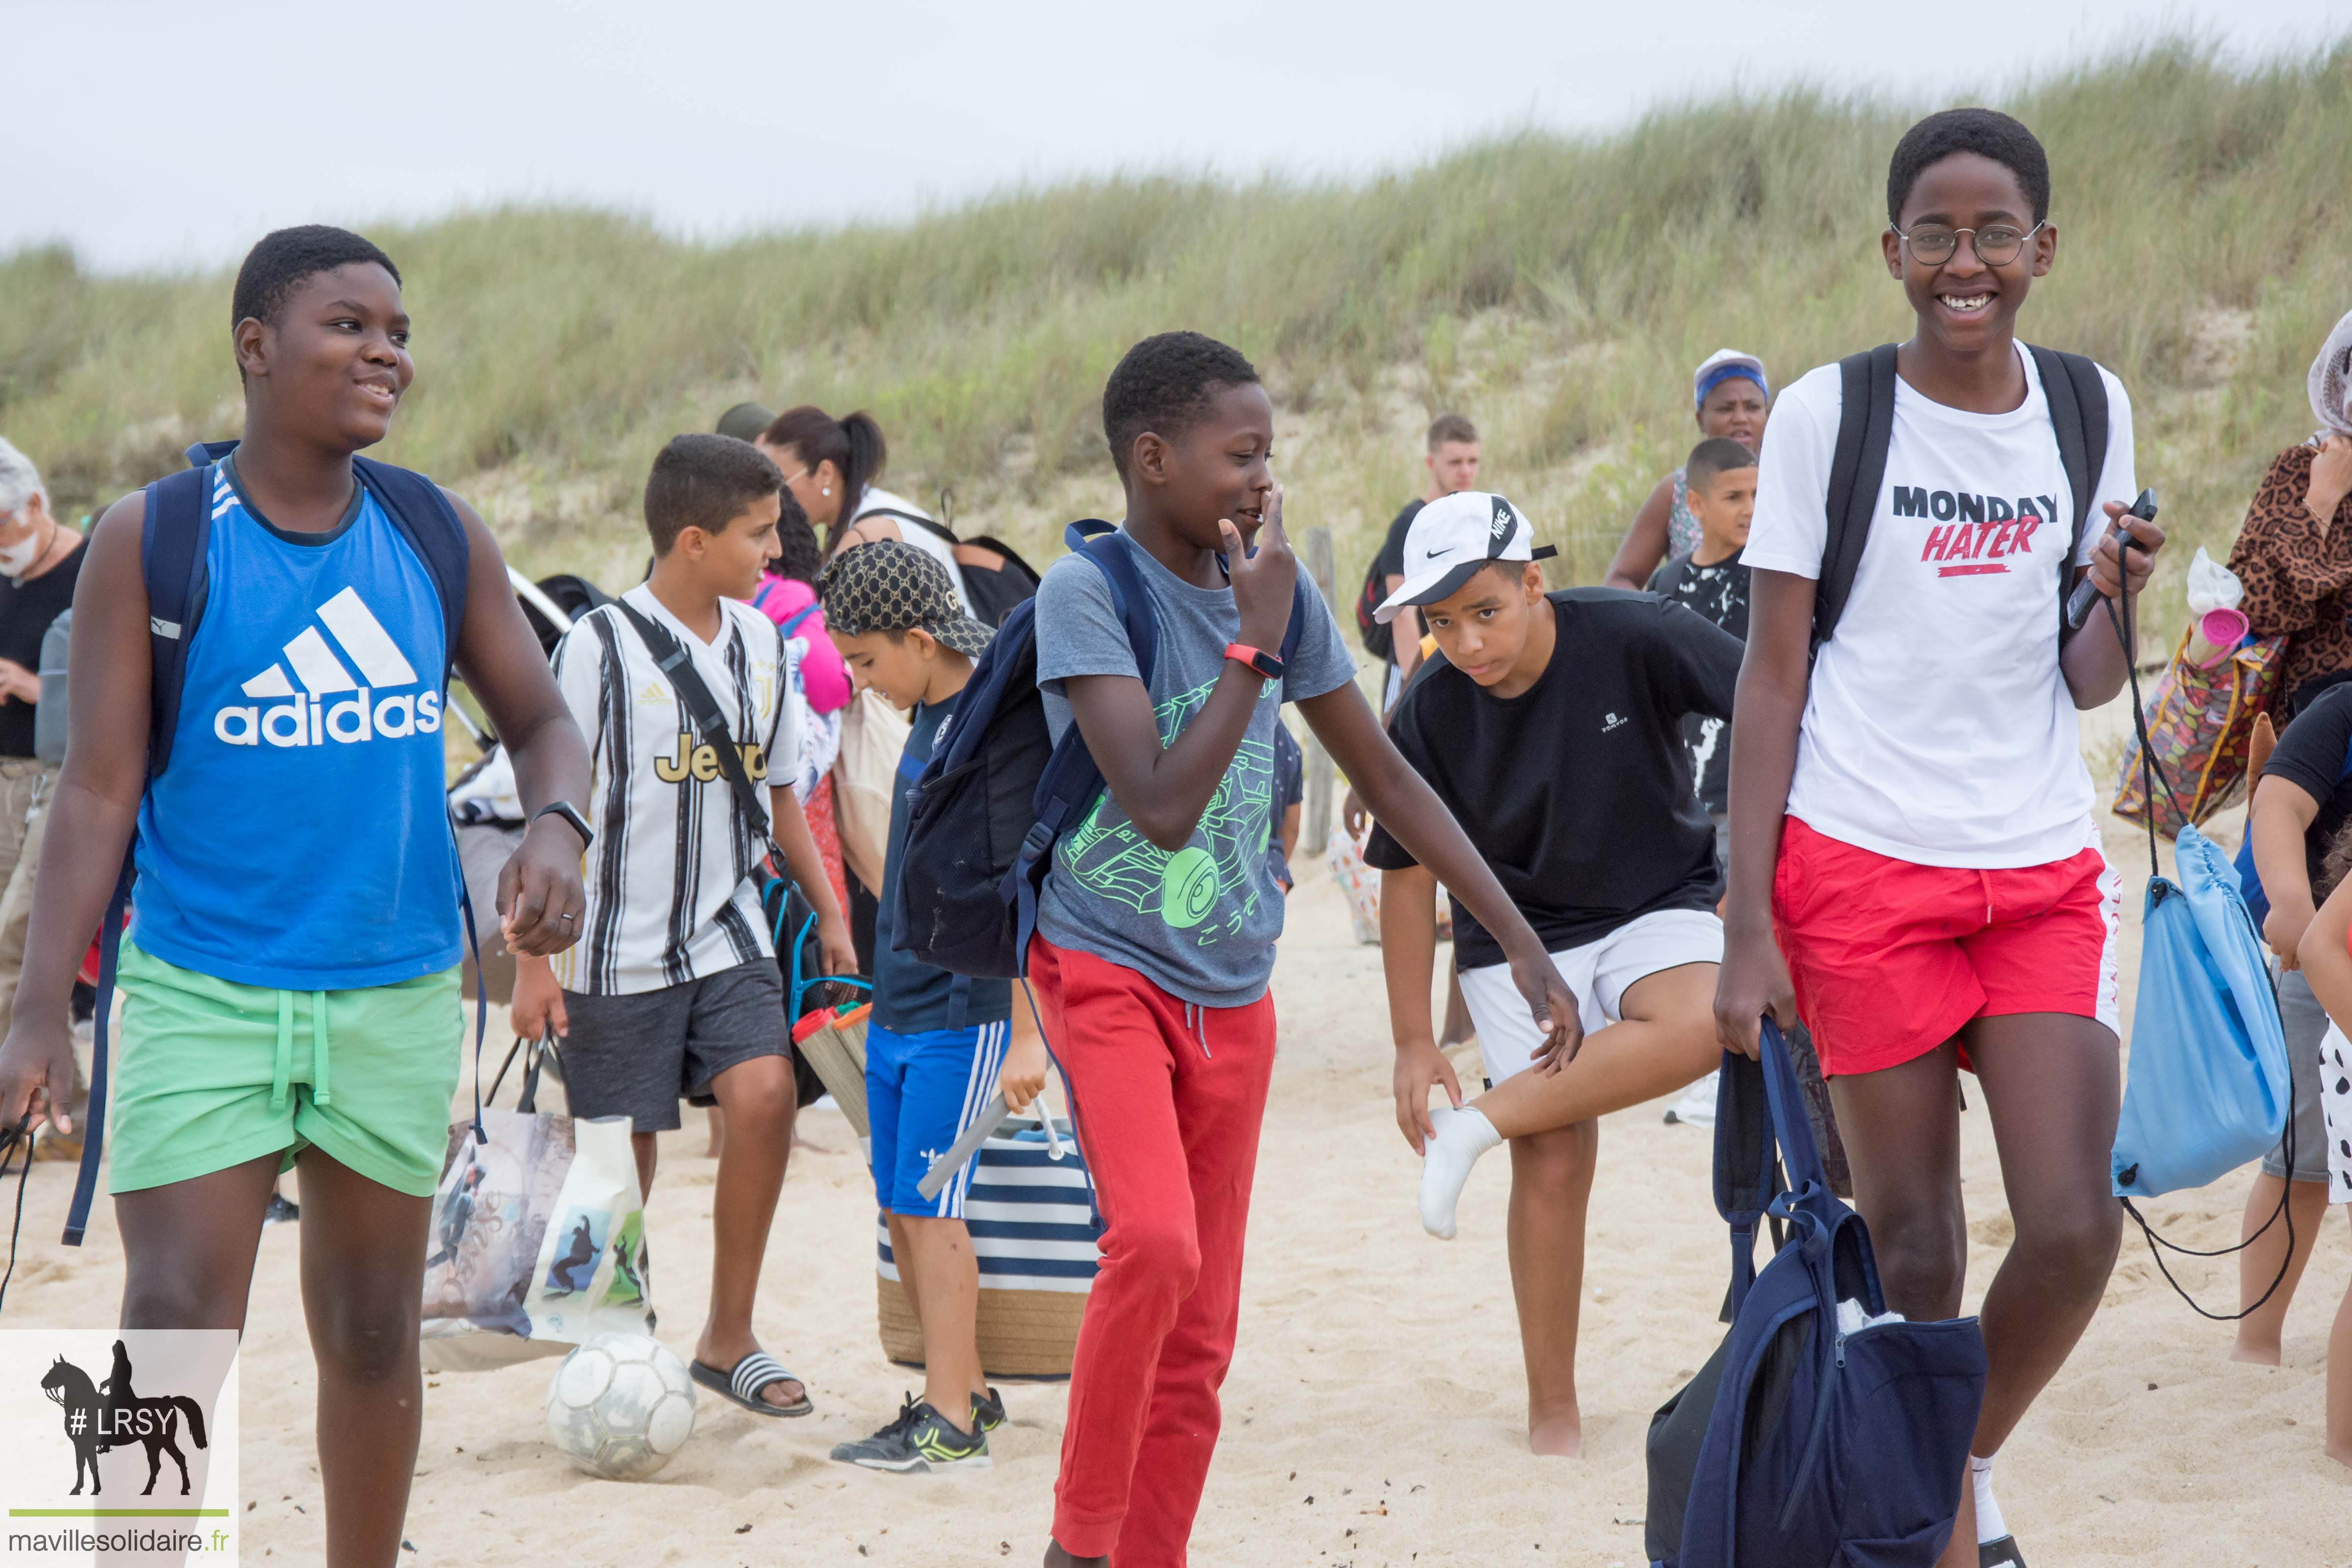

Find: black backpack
[1352,500,1423,662]
[859,507,1042,629]
[890,521,1314,979]
[1812,342,2107,657]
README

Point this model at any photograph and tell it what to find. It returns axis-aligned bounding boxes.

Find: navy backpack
[890,520,1311,979]
[1647,1021,1987,1568]
[64,440,472,1247]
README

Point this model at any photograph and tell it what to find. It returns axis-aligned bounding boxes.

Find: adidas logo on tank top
[212,586,443,747]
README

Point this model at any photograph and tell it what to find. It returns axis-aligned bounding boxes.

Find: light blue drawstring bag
[2112,821,2289,1199]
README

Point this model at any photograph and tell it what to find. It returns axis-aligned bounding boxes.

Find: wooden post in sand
[1302,525,1337,852]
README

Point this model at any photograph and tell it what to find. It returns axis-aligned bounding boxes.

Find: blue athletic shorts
[865,1019,1010,1219]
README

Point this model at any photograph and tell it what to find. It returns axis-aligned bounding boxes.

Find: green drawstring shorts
[108,941,464,1198]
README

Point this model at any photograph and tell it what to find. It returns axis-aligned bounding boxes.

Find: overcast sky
[8,0,2335,273]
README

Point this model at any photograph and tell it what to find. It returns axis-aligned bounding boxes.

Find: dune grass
[5,34,2351,633]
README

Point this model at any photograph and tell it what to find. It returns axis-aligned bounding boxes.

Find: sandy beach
[14,798,2351,1568]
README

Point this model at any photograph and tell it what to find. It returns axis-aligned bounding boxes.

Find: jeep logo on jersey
[211,587,442,748]
[653,736,768,785]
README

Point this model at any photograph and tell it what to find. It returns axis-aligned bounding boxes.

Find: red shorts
[1771,815,2120,1077]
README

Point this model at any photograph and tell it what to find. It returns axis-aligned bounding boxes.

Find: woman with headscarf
[1602,349,1771,590]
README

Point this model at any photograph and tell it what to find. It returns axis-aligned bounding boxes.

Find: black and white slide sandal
[691,1350,813,1418]
[1979,1537,2028,1568]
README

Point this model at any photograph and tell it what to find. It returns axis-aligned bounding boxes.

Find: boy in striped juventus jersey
[512,434,854,1418]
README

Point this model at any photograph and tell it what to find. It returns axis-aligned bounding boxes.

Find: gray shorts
[2264,967,2329,1184]
[560,960,788,1132]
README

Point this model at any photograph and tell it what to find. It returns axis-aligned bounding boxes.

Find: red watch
[1224,642,1285,681]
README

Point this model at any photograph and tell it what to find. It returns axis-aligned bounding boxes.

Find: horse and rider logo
[38,1340,210,1496]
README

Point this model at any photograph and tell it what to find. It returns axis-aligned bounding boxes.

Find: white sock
[1418,1106,1502,1240]
[1971,1453,2009,1545]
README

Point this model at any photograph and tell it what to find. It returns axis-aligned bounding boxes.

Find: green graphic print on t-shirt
[1054,676,1279,939]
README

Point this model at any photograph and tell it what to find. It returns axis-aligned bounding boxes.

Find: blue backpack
[64,440,472,1247]
[889,520,1311,979]
[1649,1021,1988,1568]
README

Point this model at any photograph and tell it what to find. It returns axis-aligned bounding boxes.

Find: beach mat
[793,1003,871,1136]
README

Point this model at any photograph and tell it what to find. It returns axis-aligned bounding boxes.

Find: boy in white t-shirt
[1715,110,2165,1568]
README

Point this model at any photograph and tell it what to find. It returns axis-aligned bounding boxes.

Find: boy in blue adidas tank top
[0,227,594,1562]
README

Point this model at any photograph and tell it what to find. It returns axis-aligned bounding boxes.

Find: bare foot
[1043,1542,1107,1567]
[694,1332,806,1411]
[2328,1439,2352,1471]
[2230,1341,2283,1367]
[1528,1405,1583,1458]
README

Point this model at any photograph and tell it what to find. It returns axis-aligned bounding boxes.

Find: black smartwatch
[533,800,594,850]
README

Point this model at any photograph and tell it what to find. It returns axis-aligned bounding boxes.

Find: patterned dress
[1665,466,1702,560]
[2227,443,2352,707]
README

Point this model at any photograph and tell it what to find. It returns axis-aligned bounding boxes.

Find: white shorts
[1456,907,1724,1085]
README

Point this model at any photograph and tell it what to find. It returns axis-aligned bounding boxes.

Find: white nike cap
[1373,491,1557,623]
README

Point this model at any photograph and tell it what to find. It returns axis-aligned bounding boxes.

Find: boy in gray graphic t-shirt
[1026,332,1572,1568]
[1034,539,1353,1008]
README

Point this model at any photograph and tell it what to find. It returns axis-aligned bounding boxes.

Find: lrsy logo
[38,1341,209,1496]
[213,586,443,747]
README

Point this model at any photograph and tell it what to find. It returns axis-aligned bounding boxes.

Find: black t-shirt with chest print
[1363,588,1742,968]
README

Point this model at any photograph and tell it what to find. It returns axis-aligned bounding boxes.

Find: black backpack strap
[857,506,959,547]
[353,456,470,685]
[1813,343,1899,657]
[142,467,215,778]
[2027,345,2109,641]
[612,600,775,848]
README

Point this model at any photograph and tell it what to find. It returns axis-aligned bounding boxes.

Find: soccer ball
[544,1333,698,1481]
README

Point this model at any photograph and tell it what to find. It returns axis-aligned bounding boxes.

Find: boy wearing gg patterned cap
[1365,490,1741,1456]
[821,539,1049,1474]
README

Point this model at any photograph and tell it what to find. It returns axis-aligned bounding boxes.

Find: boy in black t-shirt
[1645,437,1755,862]
[1364,490,1740,1457]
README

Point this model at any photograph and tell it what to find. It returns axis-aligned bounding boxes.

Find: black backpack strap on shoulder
[1813,343,1899,658]
[2027,345,2110,642]
[612,600,774,847]
[143,465,217,778]
[353,456,471,684]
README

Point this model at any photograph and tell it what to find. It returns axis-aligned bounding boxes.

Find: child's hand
[815,913,858,984]
[1392,1037,1462,1155]
[1509,949,1582,1074]
[2084,497,2166,603]
[1223,492,1297,652]
[498,817,588,957]
[1713,927,1796,1060]
[509,956,568,1043]
[998,1031,1050,1114]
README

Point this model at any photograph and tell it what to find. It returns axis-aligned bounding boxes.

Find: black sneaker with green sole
[830,1395,991,1472]
[972,1386,1006,1433]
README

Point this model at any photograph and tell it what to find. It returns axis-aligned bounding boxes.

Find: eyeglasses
[1891,220,2045,267]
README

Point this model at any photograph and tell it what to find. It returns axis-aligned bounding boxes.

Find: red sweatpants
[1029,936,1277,1567]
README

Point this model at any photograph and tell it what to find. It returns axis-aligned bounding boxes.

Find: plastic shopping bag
[420,1039,655,1371]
